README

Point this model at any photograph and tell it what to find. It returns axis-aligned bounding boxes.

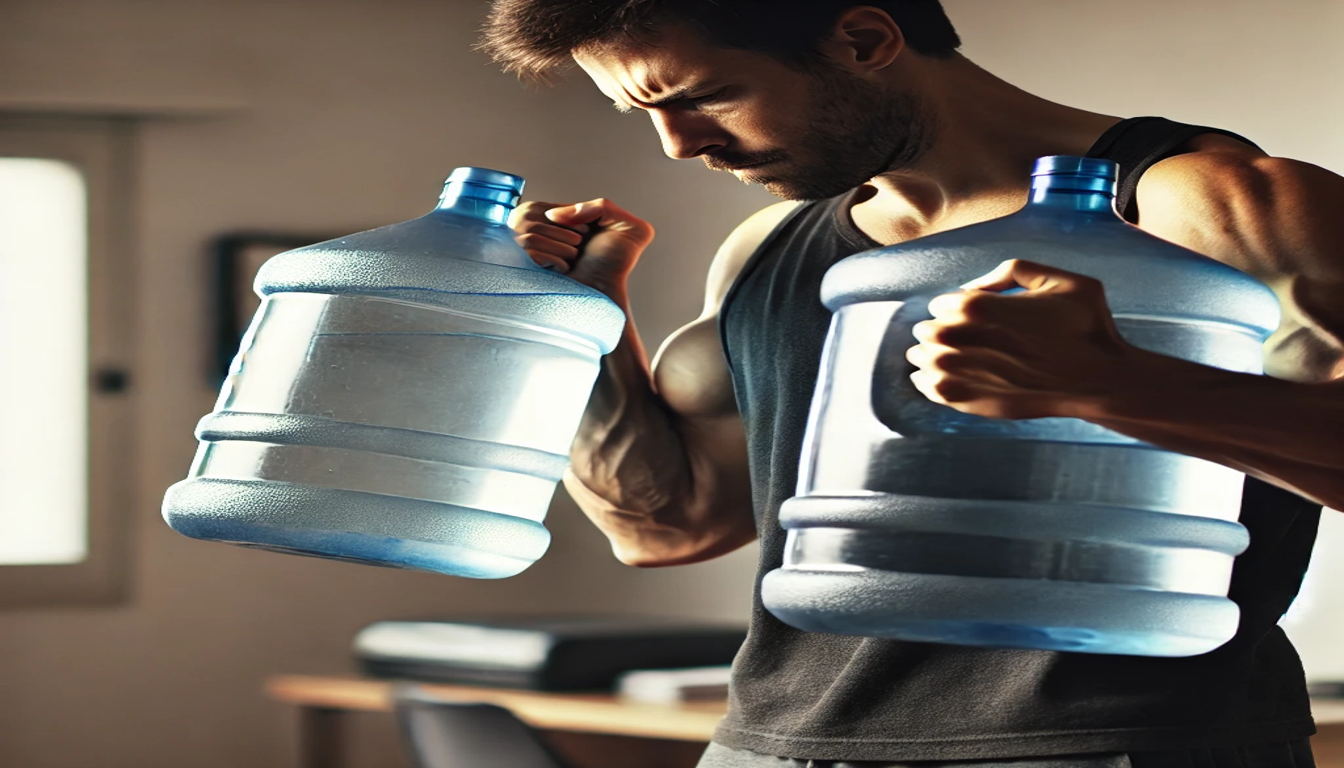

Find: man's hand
[509,198,655,295]
[905,258,1157,420]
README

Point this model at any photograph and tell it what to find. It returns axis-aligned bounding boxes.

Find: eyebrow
[611,85,710,113]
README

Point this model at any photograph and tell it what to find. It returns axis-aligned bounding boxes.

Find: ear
[817,6,905,73]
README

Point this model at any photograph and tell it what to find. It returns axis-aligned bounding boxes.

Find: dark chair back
[393,683,571,768]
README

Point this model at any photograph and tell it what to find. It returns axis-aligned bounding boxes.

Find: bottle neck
[437,181,517,225]
[1027,183,1117,213]
[1024,156,1120,215]
[1021,156,1118,215]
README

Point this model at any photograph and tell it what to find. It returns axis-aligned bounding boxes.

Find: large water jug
[762,156,1279,657]
[163,168,625,578]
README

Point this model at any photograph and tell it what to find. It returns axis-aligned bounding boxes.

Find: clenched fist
[905,258,1147,420]
[509,198,655,296]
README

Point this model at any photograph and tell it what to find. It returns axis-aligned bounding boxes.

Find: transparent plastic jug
[762,156,1279,657]
[162,168,625,578]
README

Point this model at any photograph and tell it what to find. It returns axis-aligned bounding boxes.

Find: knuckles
[508,203,550,228]
[914,316,993,350]
[917,372,975,403]
[928,290,996,322]
[907,342,972,374]
[514,232,568,249]
[956,292,997,320]
[512,200,556,217]
[1073,275,1106,298]
[931,324,984,348]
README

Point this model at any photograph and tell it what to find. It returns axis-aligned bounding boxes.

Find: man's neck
[851,55,1121,246]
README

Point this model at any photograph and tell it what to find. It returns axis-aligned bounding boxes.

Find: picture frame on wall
[212,232,332,381]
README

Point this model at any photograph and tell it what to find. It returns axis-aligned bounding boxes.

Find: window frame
[0,115,135,606]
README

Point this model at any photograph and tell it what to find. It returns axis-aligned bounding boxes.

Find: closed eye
[687,89,727,108]
[611,87,728,114]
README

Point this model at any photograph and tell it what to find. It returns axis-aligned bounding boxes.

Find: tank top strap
[1084,116,1260,223]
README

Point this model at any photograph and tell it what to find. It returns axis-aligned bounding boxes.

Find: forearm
[569,294,691,514]
[1069,349,1344,508]
[566,288,738,564]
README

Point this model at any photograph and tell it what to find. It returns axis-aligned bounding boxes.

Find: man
[479,2,1344,766]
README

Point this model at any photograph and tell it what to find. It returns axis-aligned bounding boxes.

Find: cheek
[663,110,733,140]
[751,116,798,147]
[718,104,790,147]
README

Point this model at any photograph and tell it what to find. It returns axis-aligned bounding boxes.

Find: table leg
[298,706,345,768]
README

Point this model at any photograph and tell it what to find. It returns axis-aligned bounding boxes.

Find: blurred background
[0,1,1341,766]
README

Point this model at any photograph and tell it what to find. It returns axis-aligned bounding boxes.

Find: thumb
[544,199,606,227]
[960,258,1062,293]
[960,259,1026,292]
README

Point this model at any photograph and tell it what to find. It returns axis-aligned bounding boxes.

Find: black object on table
[354,615,747,692]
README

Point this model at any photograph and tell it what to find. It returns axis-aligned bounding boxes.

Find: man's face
[575,23,927,200]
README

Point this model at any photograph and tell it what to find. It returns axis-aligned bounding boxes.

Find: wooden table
[266,675,1344,768]
[1315,699,1344,768]
[266,675,725,768]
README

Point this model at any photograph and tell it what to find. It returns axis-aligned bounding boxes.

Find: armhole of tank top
[716,202,815,374]
[1087,117,1262,224]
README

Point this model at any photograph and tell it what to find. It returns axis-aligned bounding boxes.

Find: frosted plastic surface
[765,159,1278,656]
[162,172,624,578]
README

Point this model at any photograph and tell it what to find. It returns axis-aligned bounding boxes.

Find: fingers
[908,353,1011,404]
[511,202,590,272]
[902,263,1124,422]
[926,279,1105,330]
[509,197,655,280]
[925,291,1030,328]
[520,222,586,248]
[908,368,1046,420]
[910,368,982,406]
[515,234,576,273]
[545,198,656,244]
[905,343,1048,419]
[959,259,1103,293]
[511,201,590,236]
[911,316,1001,349]
[959,259,1029,292]
[545,201,603,227]
[905,342,1018,384]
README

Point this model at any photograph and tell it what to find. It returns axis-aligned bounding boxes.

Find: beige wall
[0,1,1340,767]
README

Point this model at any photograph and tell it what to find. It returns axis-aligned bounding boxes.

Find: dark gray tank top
[714,117,1322,762]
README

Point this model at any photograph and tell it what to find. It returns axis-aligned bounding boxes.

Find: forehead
[573,23,780,103]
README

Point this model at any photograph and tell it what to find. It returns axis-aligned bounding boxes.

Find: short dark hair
[479,1,962,83]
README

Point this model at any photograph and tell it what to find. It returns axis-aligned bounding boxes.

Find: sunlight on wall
[0,158,88,564]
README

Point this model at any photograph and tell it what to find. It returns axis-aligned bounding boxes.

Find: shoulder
[1136,135,1344,279]
[1138,133,1331,213]
[701,200,804,315]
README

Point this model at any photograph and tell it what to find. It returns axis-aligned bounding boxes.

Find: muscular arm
[548,201,798,566]
[913,139,1344,509]
[1078,144,1344,507]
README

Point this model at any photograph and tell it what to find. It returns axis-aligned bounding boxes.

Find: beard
[703,66,934,201]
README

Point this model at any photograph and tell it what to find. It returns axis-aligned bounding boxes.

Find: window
[0,116,133,606]
[0,158,88,564]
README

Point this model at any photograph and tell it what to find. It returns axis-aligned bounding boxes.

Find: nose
[649,110,728,160]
